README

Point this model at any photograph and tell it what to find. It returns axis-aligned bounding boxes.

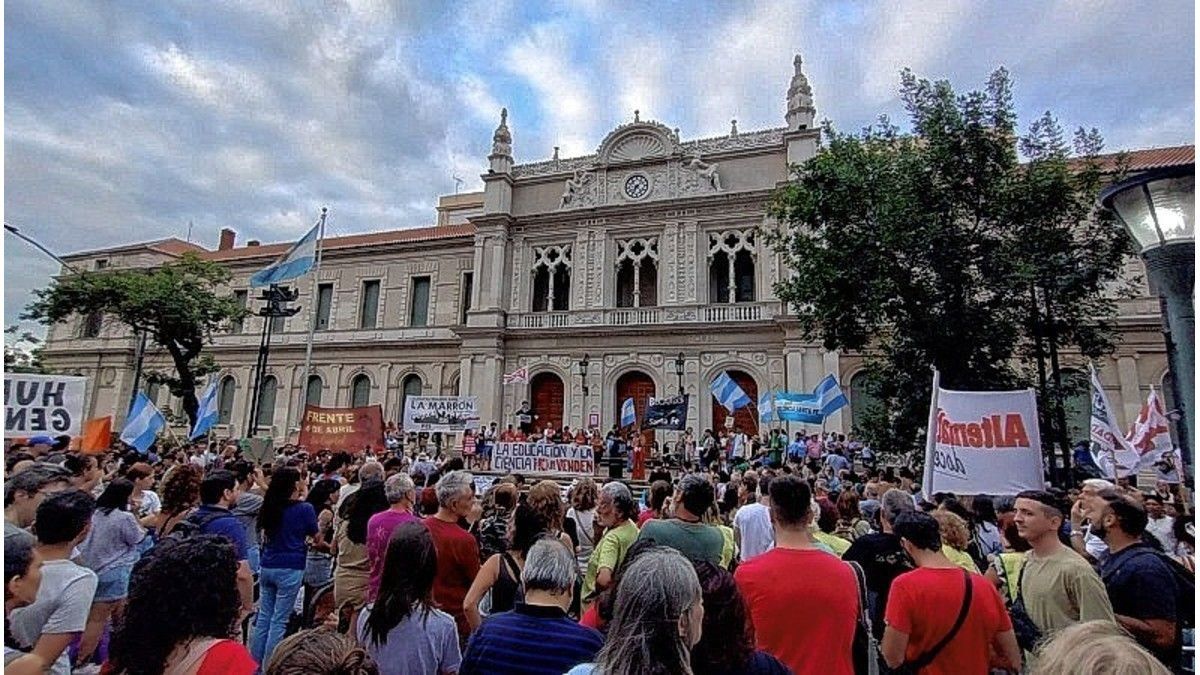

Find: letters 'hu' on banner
[5,373,87,437]
[922,369,1044,497]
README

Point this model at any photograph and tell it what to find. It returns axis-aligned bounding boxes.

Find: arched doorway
[711,370,757,434]
[530,372,565,433]
[616,371,656,446]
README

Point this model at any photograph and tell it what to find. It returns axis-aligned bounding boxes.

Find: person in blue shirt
[192,470,255,615]
[786,432,806,464]
[252,467,319,666]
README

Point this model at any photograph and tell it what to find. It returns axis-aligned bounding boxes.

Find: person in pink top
[365,473,420,601]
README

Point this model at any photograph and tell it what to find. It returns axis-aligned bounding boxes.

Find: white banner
[4,374,88,437]
[492,442,595,475]
[1088,363,1140,478]
[922,370,1044,496]
[403,396,480,433]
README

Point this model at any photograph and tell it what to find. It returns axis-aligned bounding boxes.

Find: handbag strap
[847,561,873,635]
[908,570,974,670]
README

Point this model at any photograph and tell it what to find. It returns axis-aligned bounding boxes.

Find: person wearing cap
[1013,490,1114,642]
[5,464,72,535]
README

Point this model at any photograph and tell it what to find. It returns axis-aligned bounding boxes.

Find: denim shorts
[94,564,135,602]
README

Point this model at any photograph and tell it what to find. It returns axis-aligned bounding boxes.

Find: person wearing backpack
[1095,489,1186,671]
[186,469,255,619]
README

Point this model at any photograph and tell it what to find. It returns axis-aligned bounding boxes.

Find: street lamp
[577,353,590,397]
[1100,165,1194,472]
[674,352,686,394]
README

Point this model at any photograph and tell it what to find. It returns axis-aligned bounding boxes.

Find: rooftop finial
[786,53,815,131]
[491,107,512,157]
[730,119,739,137]
[553,146,559,161]
[634,109,640,123]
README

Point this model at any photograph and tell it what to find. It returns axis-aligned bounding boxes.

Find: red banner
[298,404,385,454]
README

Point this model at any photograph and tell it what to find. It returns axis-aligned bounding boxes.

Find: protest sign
[403,396,480,433]
[4,373,87,437]
[299,404,385,453]
[240,437,275,465]
[645,394,688,430]
[492,442,595,475]
[921,370,1044,496]
[773,392,826,424]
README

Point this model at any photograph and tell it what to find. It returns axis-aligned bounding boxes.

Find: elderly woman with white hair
[461,537,604,675]
[567,547,705,675]
[581,481,641,606]
[366,473,420,601]
[426,470,481,644]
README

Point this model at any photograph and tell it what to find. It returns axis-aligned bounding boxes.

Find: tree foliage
[22,254,249,426]
[4,325,46,373]
[767,67,1133,461]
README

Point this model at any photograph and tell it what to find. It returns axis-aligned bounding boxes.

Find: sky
[4,0,1195,335]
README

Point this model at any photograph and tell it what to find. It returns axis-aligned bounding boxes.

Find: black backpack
[1107,547,1195,630]
[164,509,236,544]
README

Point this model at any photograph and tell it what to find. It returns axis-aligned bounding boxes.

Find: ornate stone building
[38,56,1192,453]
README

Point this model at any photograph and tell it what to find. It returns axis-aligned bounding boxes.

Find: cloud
[4,1,1193,335]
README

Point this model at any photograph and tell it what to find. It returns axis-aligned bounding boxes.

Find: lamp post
[1100,165,1194,474]
[674,352,686,394]
[577,353,590,398]
[245,285,301,438]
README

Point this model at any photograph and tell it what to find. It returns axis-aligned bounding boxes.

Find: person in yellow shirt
[933,509,980,572]
[581,482,640,604]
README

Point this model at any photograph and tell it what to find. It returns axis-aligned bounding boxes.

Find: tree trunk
[165,342,200,428]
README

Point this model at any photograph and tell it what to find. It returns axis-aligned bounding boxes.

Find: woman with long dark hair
[463,502,551,629]
[333,479,389,613]
[77,478,146,667]
[4,528,44,674]
[690,562,788,675]
[252,467,319,667]
[105,535,255,674]
[357,522,461,675]
[304,479,341,588]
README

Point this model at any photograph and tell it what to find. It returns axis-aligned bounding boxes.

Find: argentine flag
[710,371,752,412]
[814,375,848,416]
[250,221,320,287]
[759,390,774,423]
[620,398,636,428]
[190,381,220,440]
[121,393,166,454]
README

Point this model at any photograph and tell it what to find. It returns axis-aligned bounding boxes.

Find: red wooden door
[530,372,564,433]
[712,370,758,434]
[616,371,656,446]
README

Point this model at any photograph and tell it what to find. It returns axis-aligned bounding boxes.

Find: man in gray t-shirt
[9,490,98,675]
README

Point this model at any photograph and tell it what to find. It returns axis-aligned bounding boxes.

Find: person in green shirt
[767,430,786,468]
[581,482,640,603]
[639,474,725,565]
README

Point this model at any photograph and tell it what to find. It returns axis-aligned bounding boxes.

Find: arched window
[531,245,571,312]
[615,238,658,308]
[400,374,423,421]
[351,374,371,408]
[1059,369,1090,446]
[849,371,881,434]
[144,381,161,405]
[256,376,277,429]
[708,231,755,303]
[305,375,323,407]
[217,376,236,425]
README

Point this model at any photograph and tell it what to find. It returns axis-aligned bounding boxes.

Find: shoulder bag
[848,560,880,675]
[893,569,973,674]
[1008,556,1043,652]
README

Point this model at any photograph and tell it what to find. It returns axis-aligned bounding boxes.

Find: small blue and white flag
[250,221,320,287]
[121,393,166,455]
[814,375,848,416]
[189,381,220,440]
[620,398,636,428]
[710,371,752,412]
[758,390,774,423]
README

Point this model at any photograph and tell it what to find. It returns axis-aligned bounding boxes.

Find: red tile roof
[1092,145,1193,173]
[200,223,476,262]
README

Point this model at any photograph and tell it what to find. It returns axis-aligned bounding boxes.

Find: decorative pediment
[596,117,681,165]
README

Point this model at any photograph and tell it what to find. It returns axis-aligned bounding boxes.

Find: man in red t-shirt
[424,470,481,642]
[734,475,858,675]
[882,511,1021,674]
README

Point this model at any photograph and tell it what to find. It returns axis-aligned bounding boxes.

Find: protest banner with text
[645,394,688,430]
[921,370,1043,496]
[5,374,87,438]
[403,396,480,433]
[299,404,385,453]
[492,442,595,475]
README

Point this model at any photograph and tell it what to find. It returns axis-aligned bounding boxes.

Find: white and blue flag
[710,371,752,412]
[250,222,320,287]
[189,381,220,440]
[620,398,636,428]
[814,375,848,416]
[121,393,166,454]
[758,391,774,423]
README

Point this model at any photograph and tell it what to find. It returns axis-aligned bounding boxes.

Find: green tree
[22,254,249,427]
[767,68,1132,465]
[4,325,46,373]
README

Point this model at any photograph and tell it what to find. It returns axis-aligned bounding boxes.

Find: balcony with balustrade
[506,301,780,329]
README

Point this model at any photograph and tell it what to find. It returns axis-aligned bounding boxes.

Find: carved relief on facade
[679,153,722,193]
[509,236,525,311]
[560,169,598,209]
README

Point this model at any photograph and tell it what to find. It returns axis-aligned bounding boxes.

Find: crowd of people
[3,428,1194,674]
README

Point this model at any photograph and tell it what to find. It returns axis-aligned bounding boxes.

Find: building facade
[38,56,1192,452]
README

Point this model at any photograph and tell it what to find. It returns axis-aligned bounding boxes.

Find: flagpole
[292,207,328,434]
